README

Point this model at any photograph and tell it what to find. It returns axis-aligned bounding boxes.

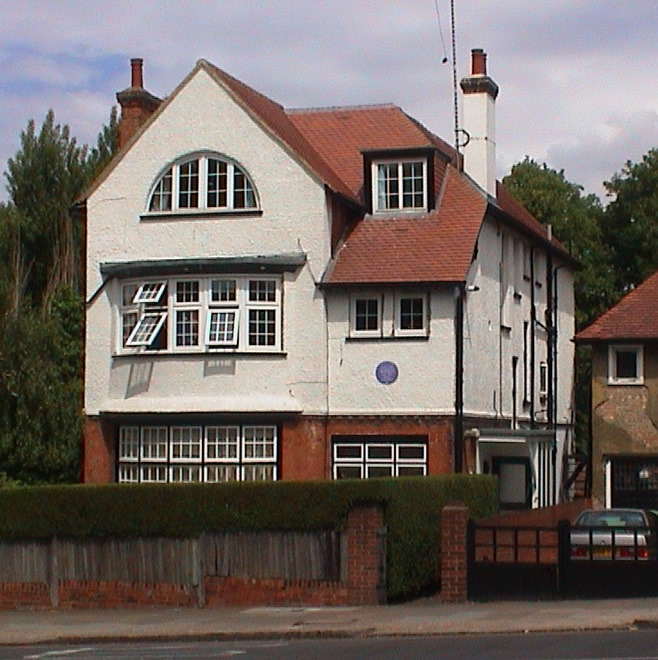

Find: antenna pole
[450,0,461,167]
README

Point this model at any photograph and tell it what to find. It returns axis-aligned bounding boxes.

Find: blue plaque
[375,361,398,385]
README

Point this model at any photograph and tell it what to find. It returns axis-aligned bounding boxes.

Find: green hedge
[0,474,497,600]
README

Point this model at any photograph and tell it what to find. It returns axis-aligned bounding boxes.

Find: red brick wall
[346,504,385,605]
[281,417,328,480]
[0,583,50,610]
[58,581,197,608]
[83,416,116,483]
[327,415,454,477]
[439,503,469,603]
[479,499,592,527]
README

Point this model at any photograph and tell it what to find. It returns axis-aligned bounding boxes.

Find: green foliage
[0,108,118,485]
[0,475,498,600]
[0,290,82,484]
[602,147,658,293]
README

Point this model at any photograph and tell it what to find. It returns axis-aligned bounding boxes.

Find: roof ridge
[287,103,400,114]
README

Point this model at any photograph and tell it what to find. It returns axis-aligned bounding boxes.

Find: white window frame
[395,293,428,337]
[350,294,383,338]
[539,361,548,397]
[117,276,282,354]
[372,158,427,213]
[332,438,427,479]
[117,423,278,484]
[608,344,644,385]
[146,154,258,215]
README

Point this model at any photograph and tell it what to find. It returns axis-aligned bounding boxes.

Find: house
[81,49,576,508]
[575,270,658,508]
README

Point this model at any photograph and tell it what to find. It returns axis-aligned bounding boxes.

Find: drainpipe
[454,284,465,473]
[530,247,536,429]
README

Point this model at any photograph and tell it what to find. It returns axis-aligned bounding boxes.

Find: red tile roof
[288,105,455,200]
[576,270,658,341]
[324,166,486,284]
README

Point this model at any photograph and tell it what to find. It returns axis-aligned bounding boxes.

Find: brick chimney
[116,58,161,149]
[460,49,499,197]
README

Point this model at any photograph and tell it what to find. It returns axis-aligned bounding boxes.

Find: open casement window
[350,295,382,337]
[373,159,427,213]
[119,276,281,353]
[608,345,644,385]
[395,294,427,337]
[147,154,258,214]
[124,281,168,349]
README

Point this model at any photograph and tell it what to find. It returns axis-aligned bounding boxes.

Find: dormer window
[373,159,427,213]
[147,154,258,214]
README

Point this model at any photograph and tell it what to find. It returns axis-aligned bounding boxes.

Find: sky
[1,0,656,203]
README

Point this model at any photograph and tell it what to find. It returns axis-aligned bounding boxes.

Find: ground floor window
[332,435,427,479]
[117,423,278,483]
[611,456,658,509]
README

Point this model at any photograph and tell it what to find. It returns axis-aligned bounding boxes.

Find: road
[3,629,658,659]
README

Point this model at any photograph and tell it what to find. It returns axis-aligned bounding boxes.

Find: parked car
[570,509,658,560]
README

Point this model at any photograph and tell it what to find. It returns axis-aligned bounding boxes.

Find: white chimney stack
[460,49,499,198]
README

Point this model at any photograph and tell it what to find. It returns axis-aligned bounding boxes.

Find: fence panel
[0,541,49,583]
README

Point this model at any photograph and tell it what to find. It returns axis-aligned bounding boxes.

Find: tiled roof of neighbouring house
[576,270,658,341]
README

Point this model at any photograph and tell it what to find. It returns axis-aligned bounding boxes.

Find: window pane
[400,297,424,330]
[335,444,362,459]
[401,161,424,208]
[243,426,276,460]
[249,280,276,302]
[248,309,276,346]
[141,465,168,482]
[207,159,228,208]
[133,282,166,304]
[355,298,379,331]
[398,444,426,460]
[207,310,238,345]
[149,169,173,212]
[398,466,425,477]
[206,465,239,482]
[175,309,199,346]
[367,445,393,460]
[126,311,167,346]
[243,465,276,481]
[170,465,201,482]
[335,465,362,479]
[211,279,237,302]
[178,160,199,208]
[122,311,138,347]
[233,168,256,209]
[377,163,398,210]
[367,465,394,478]
[171,427,202,461]
[206,426,239,460]
[616,350,638,379]
[118,464,139,483]
[141,426,168,461]
[119,427,140,461]
[176,280,199,303]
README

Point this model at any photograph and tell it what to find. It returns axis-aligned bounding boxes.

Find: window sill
[113,349,287,359]
[346,335,429,342]
[140,208,263,221]
[607,379,644,386]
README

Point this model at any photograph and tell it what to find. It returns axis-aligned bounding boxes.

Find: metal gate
[468,519,658,600]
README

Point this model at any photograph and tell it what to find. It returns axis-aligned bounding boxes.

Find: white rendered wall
[326,288,456,415]
[85,67,331,416]
[462,214,575,431]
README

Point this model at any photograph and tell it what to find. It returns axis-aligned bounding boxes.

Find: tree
[0,108,118,484]
[503,157,615,330]
[602,147,658,293]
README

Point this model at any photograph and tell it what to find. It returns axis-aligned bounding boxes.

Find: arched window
[148,154,258,213]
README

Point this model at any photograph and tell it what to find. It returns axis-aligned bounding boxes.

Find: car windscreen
[576,511,646,528]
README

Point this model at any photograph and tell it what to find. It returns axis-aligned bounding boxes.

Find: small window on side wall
[608,345,643,385]
[395,294,427,337]
[350,296,382,337]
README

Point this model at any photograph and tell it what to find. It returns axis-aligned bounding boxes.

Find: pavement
[3,597,658,645]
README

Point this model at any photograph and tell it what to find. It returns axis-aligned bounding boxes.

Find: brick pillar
[346,504,385,605]
[440,502,469,603]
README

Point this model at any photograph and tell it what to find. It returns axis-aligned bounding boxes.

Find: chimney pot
[471,48,486,76]
[130,58,144,88]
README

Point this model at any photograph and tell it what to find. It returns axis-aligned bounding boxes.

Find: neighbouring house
[81,49,576,508]
[575,270,658,508]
